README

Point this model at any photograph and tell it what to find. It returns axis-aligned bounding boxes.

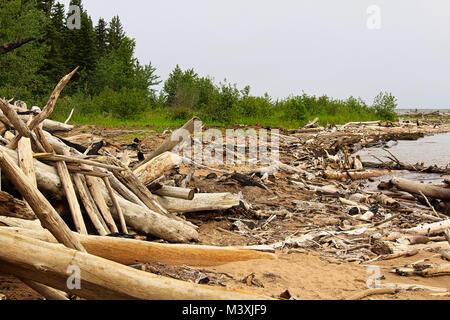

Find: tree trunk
[0,230,272,300]
[157,193,241,213]
[1,227,276,267]
[133,152,183,186]
[391,177,450,201]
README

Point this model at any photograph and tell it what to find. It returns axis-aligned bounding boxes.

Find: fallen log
[151,185,195,201]
[0,145,198,243]
[133,152,183,186]
[0,191,36,220]
[158,193,241,213]
[324,169,391,180]
[391,177,450,201]
[136,117,199,169]
[0,230,272,300]
[393,264,450,277]
[1,227,277,267]
[8,68,79,150]
[0,148,85,251]
[403,219,450,236]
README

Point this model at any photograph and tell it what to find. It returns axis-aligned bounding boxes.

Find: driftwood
[0,230,272,300]
[391,177,450,201]
[151,185,195,201]
[19,279,69,300]
[133,152,183,186]
[1,227,276,267]
[136,117,199,169]
[0,145,199,242]
[393,264,450,277]
[0,148,85,251]
[103,176,128,234]
[158,193,241,213]
[0,191,36,220]
[72,173,109,236]
[403,219,450,236]
[8,68,79,150]
[324,169,391,180]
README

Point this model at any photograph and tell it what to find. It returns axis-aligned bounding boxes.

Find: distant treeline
[0,0,398,127]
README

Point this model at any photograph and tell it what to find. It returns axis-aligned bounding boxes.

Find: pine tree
[107,15,125,51]
[36,0,55,17]
[95,18,108,57]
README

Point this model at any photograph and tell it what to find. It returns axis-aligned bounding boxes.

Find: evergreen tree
[107,15,125,51]
[95,18,108,57]
[0,0,49,99]
[36,0,55,17]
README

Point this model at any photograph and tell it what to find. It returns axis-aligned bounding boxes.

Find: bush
[372,92,398,121]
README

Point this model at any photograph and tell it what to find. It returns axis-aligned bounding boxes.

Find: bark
[0,39,35,55]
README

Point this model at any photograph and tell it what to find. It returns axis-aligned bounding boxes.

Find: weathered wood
[20,279,69,300]
[0,230,272,300]
[324,169,391,180]
[133,152,183,186]
[391,177,450,201]
[2,227,277,267]
[34,153,125,172]
[0,149,85,251]
[107,157,168,215]
[136,117,199,169]
[35,129,87,235]
[404,219,450,236]
[158,193,241,213]
[8,68,78,150]
[0,145,198,243]
[152,185,195,200]
[85,176,119,233]
[0,191,36,220]
[103,176,128,234]
[72,173,108,236]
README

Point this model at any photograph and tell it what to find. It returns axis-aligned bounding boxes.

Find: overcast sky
[63,0,450,108]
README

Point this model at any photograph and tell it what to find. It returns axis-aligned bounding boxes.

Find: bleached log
[0,145,199,243]
[0,149,85,251]
[404,219,450,236]
[136,117,199,169]
[1,227,277,267]
[0,230,271,300]
[153,185,195,200]
[158,193,241,213]
[0,191,36,220]
[324,169,391,180]
[42,119,74,132]
[8,68,78,150]
[20,279,69,300]
[72,173,108,236]
[392,177,450,201]
[103,176,128,234]
[85,175,119,233]
[133,152,183,186]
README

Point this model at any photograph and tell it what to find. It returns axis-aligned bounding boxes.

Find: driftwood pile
[0,69,276,300]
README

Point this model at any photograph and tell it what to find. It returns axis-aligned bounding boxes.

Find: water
[356,133,449,190]
[356,133,450,168]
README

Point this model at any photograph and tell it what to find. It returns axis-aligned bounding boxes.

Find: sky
[63,0,450,108]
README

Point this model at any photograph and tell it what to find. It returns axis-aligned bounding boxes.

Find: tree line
[0,0,397,127]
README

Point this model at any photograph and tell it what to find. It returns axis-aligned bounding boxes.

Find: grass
[51,108,381,130]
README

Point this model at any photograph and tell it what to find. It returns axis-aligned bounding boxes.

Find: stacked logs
[0,69,275,300]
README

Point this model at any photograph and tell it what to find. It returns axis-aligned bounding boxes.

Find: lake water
[356,133,450,168]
